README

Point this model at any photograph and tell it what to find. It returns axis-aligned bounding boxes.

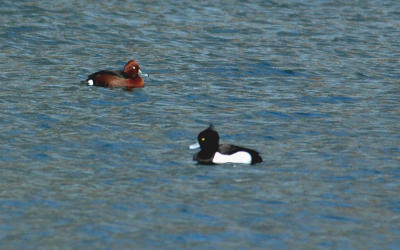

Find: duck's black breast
[193,151,215,165]
[218,144,263,164]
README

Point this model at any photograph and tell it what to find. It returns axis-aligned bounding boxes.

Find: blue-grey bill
[189,142,200,150]
[139,69,149,77]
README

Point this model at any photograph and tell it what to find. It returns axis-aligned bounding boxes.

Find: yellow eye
[201,137,206,141]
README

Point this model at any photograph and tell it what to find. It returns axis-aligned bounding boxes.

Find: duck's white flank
[213,151,252,164]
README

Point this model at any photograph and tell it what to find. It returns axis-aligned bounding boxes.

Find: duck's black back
[218,144,263,164]
[88,70,127,79]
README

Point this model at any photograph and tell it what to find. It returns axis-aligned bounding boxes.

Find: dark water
[1,0,399,248]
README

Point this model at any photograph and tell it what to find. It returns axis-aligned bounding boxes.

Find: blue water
[1,0,399,248]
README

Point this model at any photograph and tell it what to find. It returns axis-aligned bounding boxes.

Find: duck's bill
[139,69,149,77]
[189,142,200,150]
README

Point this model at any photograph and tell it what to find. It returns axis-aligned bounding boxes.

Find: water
[0,0,399,248]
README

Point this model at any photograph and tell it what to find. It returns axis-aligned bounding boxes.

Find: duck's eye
[201,137,206,142]
[132,66,136,70]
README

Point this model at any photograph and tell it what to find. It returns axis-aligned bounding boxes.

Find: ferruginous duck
[86,60,147,88]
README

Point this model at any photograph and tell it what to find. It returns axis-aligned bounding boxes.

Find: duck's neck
[198,146,218,160]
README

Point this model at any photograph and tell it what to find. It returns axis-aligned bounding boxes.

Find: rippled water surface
[0,0,399,248]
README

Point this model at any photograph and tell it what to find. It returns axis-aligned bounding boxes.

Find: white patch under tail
[87,79,94,86]
[212,151,252,164]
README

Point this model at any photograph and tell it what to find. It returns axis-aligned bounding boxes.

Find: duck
[86,59,147,89]
[190,125,263,165]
